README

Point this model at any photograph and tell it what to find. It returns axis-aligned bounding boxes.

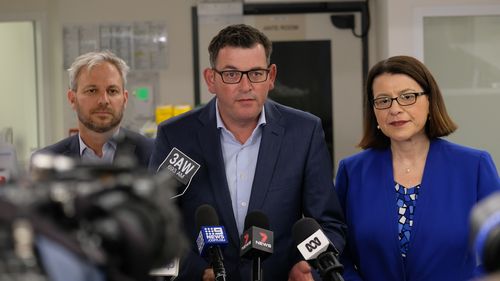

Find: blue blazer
[36,127,153,167]
[335,138,500,281]
[149,98,347,281]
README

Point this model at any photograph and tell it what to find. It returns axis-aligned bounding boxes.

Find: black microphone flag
[240,211,273,259]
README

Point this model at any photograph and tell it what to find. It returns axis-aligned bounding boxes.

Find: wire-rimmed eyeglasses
[213,68,270,84]
[373,92,427,110]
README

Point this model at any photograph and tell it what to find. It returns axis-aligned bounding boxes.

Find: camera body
[0,154,186,281]
[470,191,500,274]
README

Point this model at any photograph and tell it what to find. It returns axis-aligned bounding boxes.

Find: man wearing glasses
[149,24,346,281]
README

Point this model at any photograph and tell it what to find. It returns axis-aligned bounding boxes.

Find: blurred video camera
[0,153,186,281]
[470,191,500,275]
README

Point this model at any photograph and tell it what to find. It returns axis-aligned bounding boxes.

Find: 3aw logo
[158,148,201,199]
[305,237,322,252]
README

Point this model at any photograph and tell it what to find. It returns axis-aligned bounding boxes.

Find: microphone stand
[316,252,344,281]
[252,256,263,281]
[208,247,226,281]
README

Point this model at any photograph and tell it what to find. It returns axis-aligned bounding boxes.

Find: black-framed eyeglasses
[372,92,427,110]
[213,68,270,84]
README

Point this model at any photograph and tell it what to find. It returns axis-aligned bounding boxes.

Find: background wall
[0,0,371,168]
[56,0,199,138]
[0,0,499,170]
[0,0,198,148]
[375,0,500,58]
[376,0,500,169]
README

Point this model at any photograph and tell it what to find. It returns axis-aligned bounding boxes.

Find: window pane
[424,15,500,171]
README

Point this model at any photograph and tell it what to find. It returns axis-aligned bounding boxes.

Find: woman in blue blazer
[335,55,500,281]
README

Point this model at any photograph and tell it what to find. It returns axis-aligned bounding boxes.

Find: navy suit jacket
[149,98,347,281]
[37,127,153,167]
[335,138,500,281]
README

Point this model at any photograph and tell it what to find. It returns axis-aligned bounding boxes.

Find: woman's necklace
[393,139,430,176]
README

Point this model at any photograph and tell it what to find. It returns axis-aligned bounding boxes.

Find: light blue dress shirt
[216,100,266,235]
[78,131,117,164]
[37,236,105,281]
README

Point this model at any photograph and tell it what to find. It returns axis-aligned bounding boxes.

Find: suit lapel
[197,99,240,246]
[67,134,81,158]
[248,101,284,211]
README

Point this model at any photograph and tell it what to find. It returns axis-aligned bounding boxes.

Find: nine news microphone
[240,211,274,281]
[292,218,344,281]
[195,204,228,281]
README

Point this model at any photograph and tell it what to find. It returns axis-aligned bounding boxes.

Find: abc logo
[305,237,322,252]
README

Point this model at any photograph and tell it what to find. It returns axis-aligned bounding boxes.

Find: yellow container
[173,105,192,117]
[155,105,174,124]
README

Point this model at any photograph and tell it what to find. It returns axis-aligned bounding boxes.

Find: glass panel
[424,15,500,171]
[0,21,38,169]
[270,40,333,160]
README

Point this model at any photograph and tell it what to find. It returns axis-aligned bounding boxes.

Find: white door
[0,21,38,169]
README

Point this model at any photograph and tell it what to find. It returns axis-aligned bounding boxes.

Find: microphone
[292,217,344,281]
[195,204,228,281]
[240,211,274,281]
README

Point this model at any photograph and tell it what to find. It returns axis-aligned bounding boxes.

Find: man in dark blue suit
[34,51,153,281]
[36,51,153,167]
[149,24,346,281]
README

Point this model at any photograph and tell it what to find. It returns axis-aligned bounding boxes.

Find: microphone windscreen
[292,217,321,245]
[195,204,219,231]
[244,210,269,230]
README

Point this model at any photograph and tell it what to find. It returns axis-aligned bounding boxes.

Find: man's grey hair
[67,50,130,91]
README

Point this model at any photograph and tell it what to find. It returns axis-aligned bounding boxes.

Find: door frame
[191,1,370,106]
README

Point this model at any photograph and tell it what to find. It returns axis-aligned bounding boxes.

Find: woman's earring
[377,125,380,129]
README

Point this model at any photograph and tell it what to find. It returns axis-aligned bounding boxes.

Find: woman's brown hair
[358,55,457,149]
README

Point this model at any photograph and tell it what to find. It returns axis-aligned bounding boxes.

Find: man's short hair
[68,50,130,91]
[208,24,272,68]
